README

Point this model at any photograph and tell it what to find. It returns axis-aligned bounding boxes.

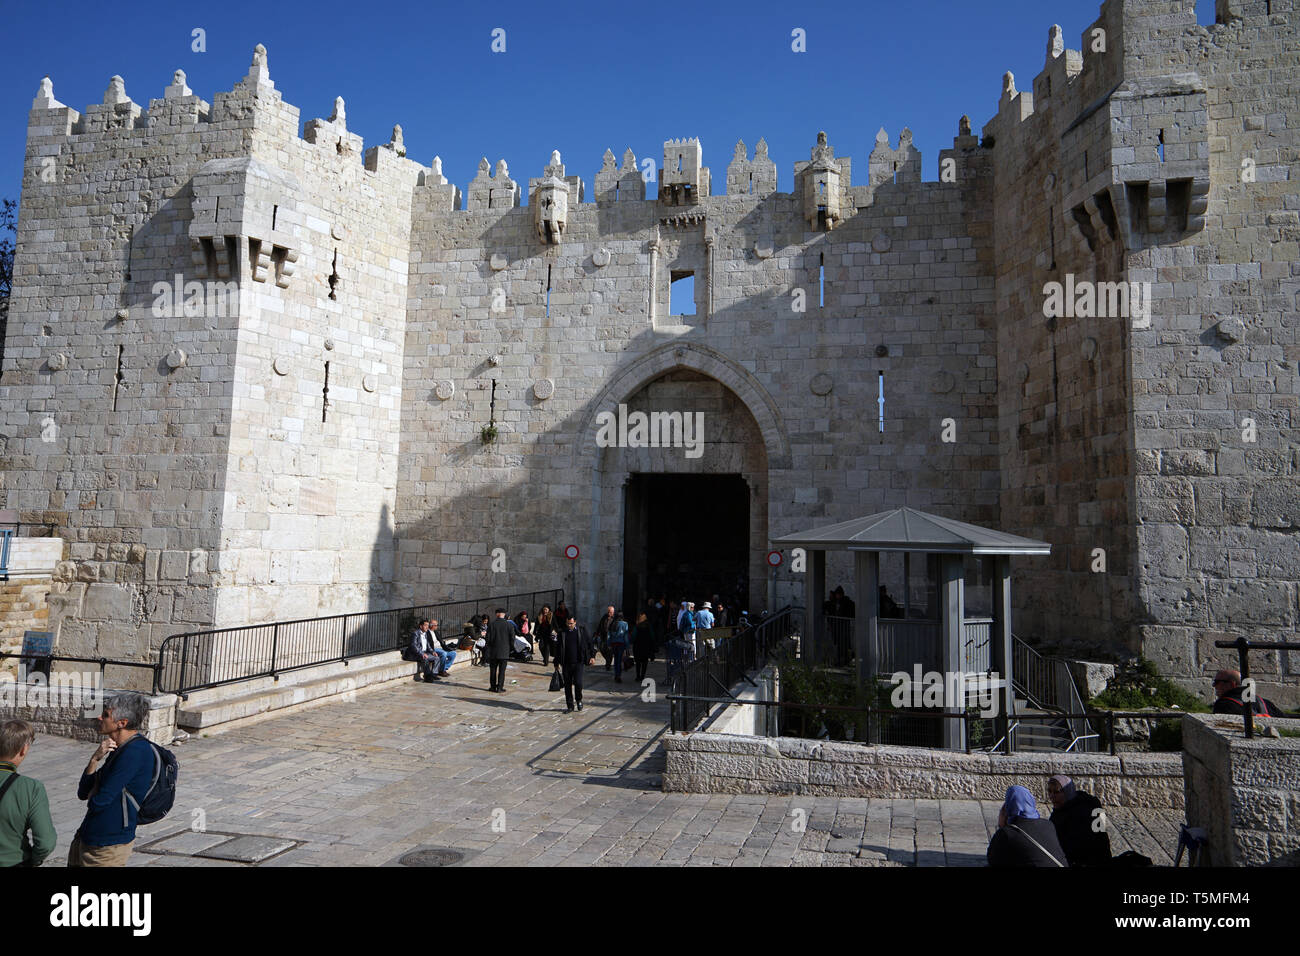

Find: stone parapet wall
[664,731,1184,809]
[1182,712,1300,866]
[0,682,177,746]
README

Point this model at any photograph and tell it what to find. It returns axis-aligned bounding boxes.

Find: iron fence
[667,605,802,732]
[156,587,564,698]
[0,651,160,694]
[1213,636,1300,738]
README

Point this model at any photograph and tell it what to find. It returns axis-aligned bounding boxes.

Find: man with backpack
[677,601,698,657]
[70,694,163,867]
[0,720,56,868]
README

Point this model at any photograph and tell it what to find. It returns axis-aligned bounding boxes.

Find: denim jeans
[432,647,455,674]
[611,643,627,679]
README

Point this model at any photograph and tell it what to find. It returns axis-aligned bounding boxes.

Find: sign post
[766,550,782,616]
[564,545,580,613]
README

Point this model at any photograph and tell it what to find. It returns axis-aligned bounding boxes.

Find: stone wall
[663,730,1185,807]
[1182,711,1300,865]
[1,0,1296,703]
[0,682,177,745]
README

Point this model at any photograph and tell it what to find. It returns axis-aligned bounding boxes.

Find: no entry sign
[565,545,580,560]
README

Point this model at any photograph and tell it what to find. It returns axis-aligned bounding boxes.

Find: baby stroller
[509,632,534,662]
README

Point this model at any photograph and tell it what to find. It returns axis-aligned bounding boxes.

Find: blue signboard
[19,630,54,681]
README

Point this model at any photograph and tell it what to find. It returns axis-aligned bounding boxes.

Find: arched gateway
[575,344,789,616]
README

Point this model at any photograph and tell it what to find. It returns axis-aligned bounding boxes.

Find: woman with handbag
[535,606,556,667]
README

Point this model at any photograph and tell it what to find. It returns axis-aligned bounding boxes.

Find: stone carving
[810,373,833,396]
[272,356,290,376]
[434,380,454,401]
[362,375,376,393]
[47,352,68,371]
[592,248,610,267]
[490,253,507,270]
[166,349,187,370]
[533,378,554,400]
[872,233,891,253]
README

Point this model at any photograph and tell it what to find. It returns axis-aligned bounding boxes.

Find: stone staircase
[173,646,475,736]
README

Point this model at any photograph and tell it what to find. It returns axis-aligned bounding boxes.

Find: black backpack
[121,739,178,826]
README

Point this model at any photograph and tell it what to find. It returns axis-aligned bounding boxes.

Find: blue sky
[1,0,1217,207]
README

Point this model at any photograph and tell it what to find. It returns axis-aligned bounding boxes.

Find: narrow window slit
[328,249,339,300]
[819,252,825,307]
[272,204,278,231]
[322,360,330,422]
[545,264,552,317]
[112,345,124,411]
[878,371,885,433]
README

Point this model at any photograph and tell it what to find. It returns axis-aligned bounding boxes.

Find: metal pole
[1236,636,1254,739]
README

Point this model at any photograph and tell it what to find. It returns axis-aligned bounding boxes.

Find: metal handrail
[0,651,160,692]
[156,587,564,698]
[1213,636,1300,738]
[667,605,801,732]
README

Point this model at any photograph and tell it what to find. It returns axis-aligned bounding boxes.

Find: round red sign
[565,545,580,559]
[766,550,783,567]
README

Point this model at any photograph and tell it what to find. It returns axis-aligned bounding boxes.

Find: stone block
[80,583,135,623]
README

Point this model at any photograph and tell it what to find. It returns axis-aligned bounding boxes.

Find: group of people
[986,775,1114,867]
[405,595,753,711]
[1,695,159,868]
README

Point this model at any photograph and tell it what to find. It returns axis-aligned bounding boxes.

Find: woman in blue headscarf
[987,785,1069,867]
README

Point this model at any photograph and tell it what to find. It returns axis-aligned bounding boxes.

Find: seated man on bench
[428,619,456,675]
[408,620,447,682]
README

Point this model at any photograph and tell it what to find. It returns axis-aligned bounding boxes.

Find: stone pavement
[22,658,1185,866]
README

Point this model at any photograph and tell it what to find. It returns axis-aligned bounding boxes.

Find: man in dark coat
[593,605,616,670]
[1047,774,1111,867]
[987,785,1068,867]
[485,608,516,693]
[555,614,594,712]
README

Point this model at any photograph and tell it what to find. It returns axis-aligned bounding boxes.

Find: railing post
[270,624,279,677]
[1108,711,1116,756]
[178,636,190,697]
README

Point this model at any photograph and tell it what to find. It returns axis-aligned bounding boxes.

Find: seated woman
[1047,774,1111,867]
[987,785,1068,867]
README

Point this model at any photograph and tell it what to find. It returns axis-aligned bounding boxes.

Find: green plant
[480,423,498,444]
[778,654,871,741]
[1149,718,1183,752]
[1089,658,1209,713]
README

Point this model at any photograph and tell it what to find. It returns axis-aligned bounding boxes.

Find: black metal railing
[663,694,1191,754]
[156,587,563,698]
[0,651,160,694]
[1213,636,1300,738]
[666,696,1002,752]
[667,606,802,732]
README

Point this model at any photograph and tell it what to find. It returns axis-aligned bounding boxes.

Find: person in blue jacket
[69,694,154,867]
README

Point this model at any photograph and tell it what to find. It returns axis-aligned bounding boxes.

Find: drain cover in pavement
[195,835,297,863]
[398,847,466,867]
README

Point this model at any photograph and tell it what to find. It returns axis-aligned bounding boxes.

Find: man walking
[70,694,154,867]
[593,605,616,670]
[677,601,698,656]
[486,608,516,692]
[555,614,594,712]
[0,720,56,868]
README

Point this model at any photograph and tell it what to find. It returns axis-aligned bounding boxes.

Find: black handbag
[548,668,564,692]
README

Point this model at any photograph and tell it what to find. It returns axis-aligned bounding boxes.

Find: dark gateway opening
[621,473,749,616]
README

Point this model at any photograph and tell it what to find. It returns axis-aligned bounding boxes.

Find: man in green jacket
[0,719,57,867]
